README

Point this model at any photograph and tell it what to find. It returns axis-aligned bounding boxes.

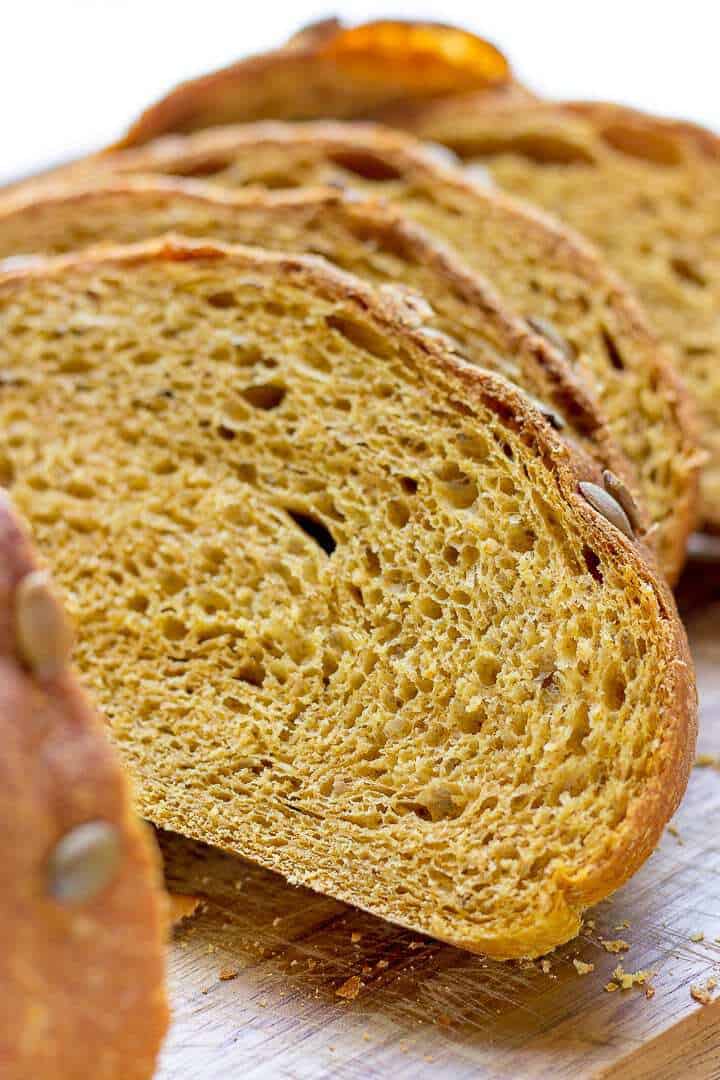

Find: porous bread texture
[0,177,634,498]
[27,120,699,582]
[0,493,168,1080]
[114,19,512,148]
[399,98,720,532]
[0,238,696,959]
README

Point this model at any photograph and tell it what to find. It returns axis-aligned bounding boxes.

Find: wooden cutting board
[156,554,720,1080]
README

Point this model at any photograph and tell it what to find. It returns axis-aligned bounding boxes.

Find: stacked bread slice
[0,493,168,1078]
[0,19,705,978]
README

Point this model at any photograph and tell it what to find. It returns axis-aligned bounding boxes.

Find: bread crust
[0,236,696,960]
[0,492,169,1079]
[22,119,698,581]
[114,19,513,149]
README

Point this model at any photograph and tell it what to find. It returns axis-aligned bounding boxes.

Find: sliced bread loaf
[115,19,514,149]
[0,178,634,500]
[29,121,699,581]
[0,237,696,959]
[0,492,168,1079]
[397,98,720,532]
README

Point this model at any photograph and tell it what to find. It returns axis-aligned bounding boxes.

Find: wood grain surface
[156,556,720,1079]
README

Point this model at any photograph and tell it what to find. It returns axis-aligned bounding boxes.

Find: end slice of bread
[115,19,515,149]
[0,492,168,1079]
[0,237,696,959]
[25,120,699,581]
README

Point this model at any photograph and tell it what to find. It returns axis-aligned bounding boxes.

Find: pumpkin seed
[47,821,121,904]
[15,570,73,680]
[579,481,634,540]
[527,316,576,363]
[602,470,642,532]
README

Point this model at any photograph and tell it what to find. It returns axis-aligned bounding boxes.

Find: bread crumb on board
[600,938,630,953]
[689,931,705,943]
[605,964,655,998]
[690,979,717,1005]
[336,975,363,1000]
[695,753,720,771]
[573,959,595,975]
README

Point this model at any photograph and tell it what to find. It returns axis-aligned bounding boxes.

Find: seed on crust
[579,481,634,540]
[602,469,642,532]
[15,569,73,680]
[47,821,121,904]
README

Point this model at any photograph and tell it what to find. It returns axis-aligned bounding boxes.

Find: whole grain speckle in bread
[398,98,720,532]
[0,492,168,1080]
[0,237,696,959]
[30,120,700,581]
[0,177,636,500]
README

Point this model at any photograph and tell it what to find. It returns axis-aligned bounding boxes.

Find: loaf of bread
[0,177,635,503]
[115,18,515,149]
[30,122,699,580]
[396,98,720,533]
[0,236,696,959]
[0,493,168,1079]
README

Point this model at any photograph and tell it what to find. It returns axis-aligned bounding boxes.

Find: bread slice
[28,121,699,581]
[114,18,515,149]
[396,97,720,533]
[0,492,168,1079]
[0,236,696,959]
[0,177,634,503]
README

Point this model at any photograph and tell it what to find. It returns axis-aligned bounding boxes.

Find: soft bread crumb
[218,967,239,981]
[573,959,594,975]
[690,982,716,1005]
[600,938,630,953]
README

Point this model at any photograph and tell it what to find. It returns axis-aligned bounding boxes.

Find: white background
[2,0,717,183]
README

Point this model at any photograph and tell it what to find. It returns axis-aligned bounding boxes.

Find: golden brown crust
[0,236,696,960]
[0,492,168,1079]
[0,175,637,509]
[115,19,513,149]
[23,119,699,582]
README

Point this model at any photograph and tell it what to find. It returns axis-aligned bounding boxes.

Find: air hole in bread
[583,545,603,583]
[387,499,410,528]
[235,661,266,688]
[328,150,403,182]
[206,290,237,309]
[285,509,336,556]
[326,313,394,360]
[598,123,684,166]
[463,134,596,165]
[669,255,707,288]
[217,424,236,440]
[161,615,187,641]
[603,666,627,710]
[241,383,286,410]
[600,328,625,371]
